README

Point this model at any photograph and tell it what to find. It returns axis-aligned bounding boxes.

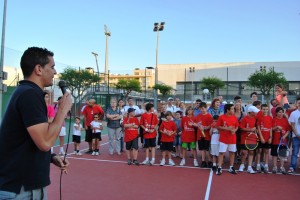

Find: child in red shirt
[159,111,177,166]
[256,104,273,173]
[123,108,140,165]
[140,103,159,165]
[194,102,213,168]
[271,107,291,174]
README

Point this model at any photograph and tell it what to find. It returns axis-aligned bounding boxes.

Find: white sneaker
[247,166,256,174]
[91,151,96,156]
[142,159,150,165]
[160,159,166,166]
[239,164,245,172]
[169,159,175,166]
[73,151,77,154]
[95,152,99,156]
[59,150,65,155]
[194,159,199,167]
[179,159,186,166]
[150,159,155,165]
[77,152,82,156]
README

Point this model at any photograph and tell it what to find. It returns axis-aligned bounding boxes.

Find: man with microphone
[0,47,73,199]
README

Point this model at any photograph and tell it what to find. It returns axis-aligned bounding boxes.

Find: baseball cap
[127,108,136,113]
[168,97,173,101]
[247,106,259,113]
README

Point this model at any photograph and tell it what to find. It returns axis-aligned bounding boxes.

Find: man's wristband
[51,153,57,163]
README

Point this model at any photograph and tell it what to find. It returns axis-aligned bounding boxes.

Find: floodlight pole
[104,25,111,86]
[91,52,100,90]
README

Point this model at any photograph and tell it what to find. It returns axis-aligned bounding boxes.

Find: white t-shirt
[90,121,102,133]
[124,105,142,116]
[73,123,82,136]
[288,109,300,137]
[166,105,179,113]
[210,127,220,145]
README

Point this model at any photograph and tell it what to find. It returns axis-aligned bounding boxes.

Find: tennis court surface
[48,135,300,200]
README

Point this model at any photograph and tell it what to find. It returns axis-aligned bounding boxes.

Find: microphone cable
[59,111,72,200]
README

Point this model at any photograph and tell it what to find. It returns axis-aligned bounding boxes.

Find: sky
[1,0,300,74]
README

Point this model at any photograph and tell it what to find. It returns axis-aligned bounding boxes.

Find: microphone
[58,80,67,95]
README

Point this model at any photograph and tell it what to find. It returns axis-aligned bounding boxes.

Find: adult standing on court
[117,99,126,152]
[245,92,258,113]
[0,47,72,199]
[82,99,104,153]
[288,97,300,174]
[106,99,123,155]
[123,97,142,117]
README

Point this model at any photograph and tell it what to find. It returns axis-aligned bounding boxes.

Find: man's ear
[34,64,43,76]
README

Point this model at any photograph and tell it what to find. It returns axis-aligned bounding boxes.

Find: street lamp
[104,24,111,85]
[145,66,154,100]
[91,52,100,90]
[153,22,165,110]
[189,67,195,106]
[203,89,209,102]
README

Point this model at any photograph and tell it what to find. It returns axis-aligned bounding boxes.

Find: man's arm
[27,93,72,152]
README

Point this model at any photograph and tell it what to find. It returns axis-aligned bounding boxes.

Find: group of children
[70,96,298,176]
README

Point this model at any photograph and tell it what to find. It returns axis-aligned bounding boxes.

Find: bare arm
[27,93,72,152]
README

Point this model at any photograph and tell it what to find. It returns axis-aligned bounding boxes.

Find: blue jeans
[290,137,300,170]
[0,186,47,200]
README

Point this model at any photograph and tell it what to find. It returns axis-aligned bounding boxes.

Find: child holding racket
[216,104,239,175]
[238,106,260,174]
[179,106,199,167]
[123,108,140,165]
[194,102,213,168]
[271,107,291,174]
[140,103,159,165]
[159,111,177,166]
[256,104,273,173]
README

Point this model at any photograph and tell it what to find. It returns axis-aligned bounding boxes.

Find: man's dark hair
[253,100,261,107]
[234,96,241,101]
[20,47,54,78]
[195,99,202,103]
[250,92,258,98]
[261,104,268,109]
[224,104,234,113]
[145,102,154,111]
[199,102,207,108]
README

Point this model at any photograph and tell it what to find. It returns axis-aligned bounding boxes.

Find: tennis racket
[277,131,290,159]
[245,132,259,151]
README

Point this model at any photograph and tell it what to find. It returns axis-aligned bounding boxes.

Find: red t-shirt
[272,117,291,145]
[194,113,213,141]
[257,115,273,141]
[239,116,257,144]
[140,112,158,139]
[216,114,239,144]
[159,120,177,142]
[82,105,104,126]
[181,116,197,143]
[123,117,139,142]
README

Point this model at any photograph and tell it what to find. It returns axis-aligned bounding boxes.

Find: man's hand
[52,155,70,174]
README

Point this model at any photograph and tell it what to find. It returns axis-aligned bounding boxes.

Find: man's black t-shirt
[0,80,51,193]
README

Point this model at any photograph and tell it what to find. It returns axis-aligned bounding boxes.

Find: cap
[168,97,173,101]
[127,108,136,113]
[247,106,260,113]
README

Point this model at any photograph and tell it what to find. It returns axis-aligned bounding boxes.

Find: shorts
[160,142,174,151]
[144,138,156,148]
[259,142,271,149]
[59,127,66,136]
[198,138,210,151]
[92,132,102,140]
[126,137,139,150]
[85,127,93,142]
[210,144,219,156]
[271,144,279,157]
[182,142,196,149]
[73,135,81,143]
[173,135,182,146]
[219,142,237,153]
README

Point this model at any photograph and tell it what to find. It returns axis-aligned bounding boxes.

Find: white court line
[204,169,213,200]
[52,134,109,148]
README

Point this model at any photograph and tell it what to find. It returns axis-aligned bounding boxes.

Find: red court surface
[48,135,300,200]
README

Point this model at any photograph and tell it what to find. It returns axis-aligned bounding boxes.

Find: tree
[153,84,174,100]
[200,76,225,98]
[60,67,100,112]
[247,67,287,102]
[115,79,141,99]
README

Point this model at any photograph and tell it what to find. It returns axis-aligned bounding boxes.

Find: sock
[51,147,53,153]
[151,157,155,161]
[230,165,233,169]
[213,163,216,166]
[60,147,63,152]
[265,164,268,167]
[145,157,149,161]
[257,164,261,167]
